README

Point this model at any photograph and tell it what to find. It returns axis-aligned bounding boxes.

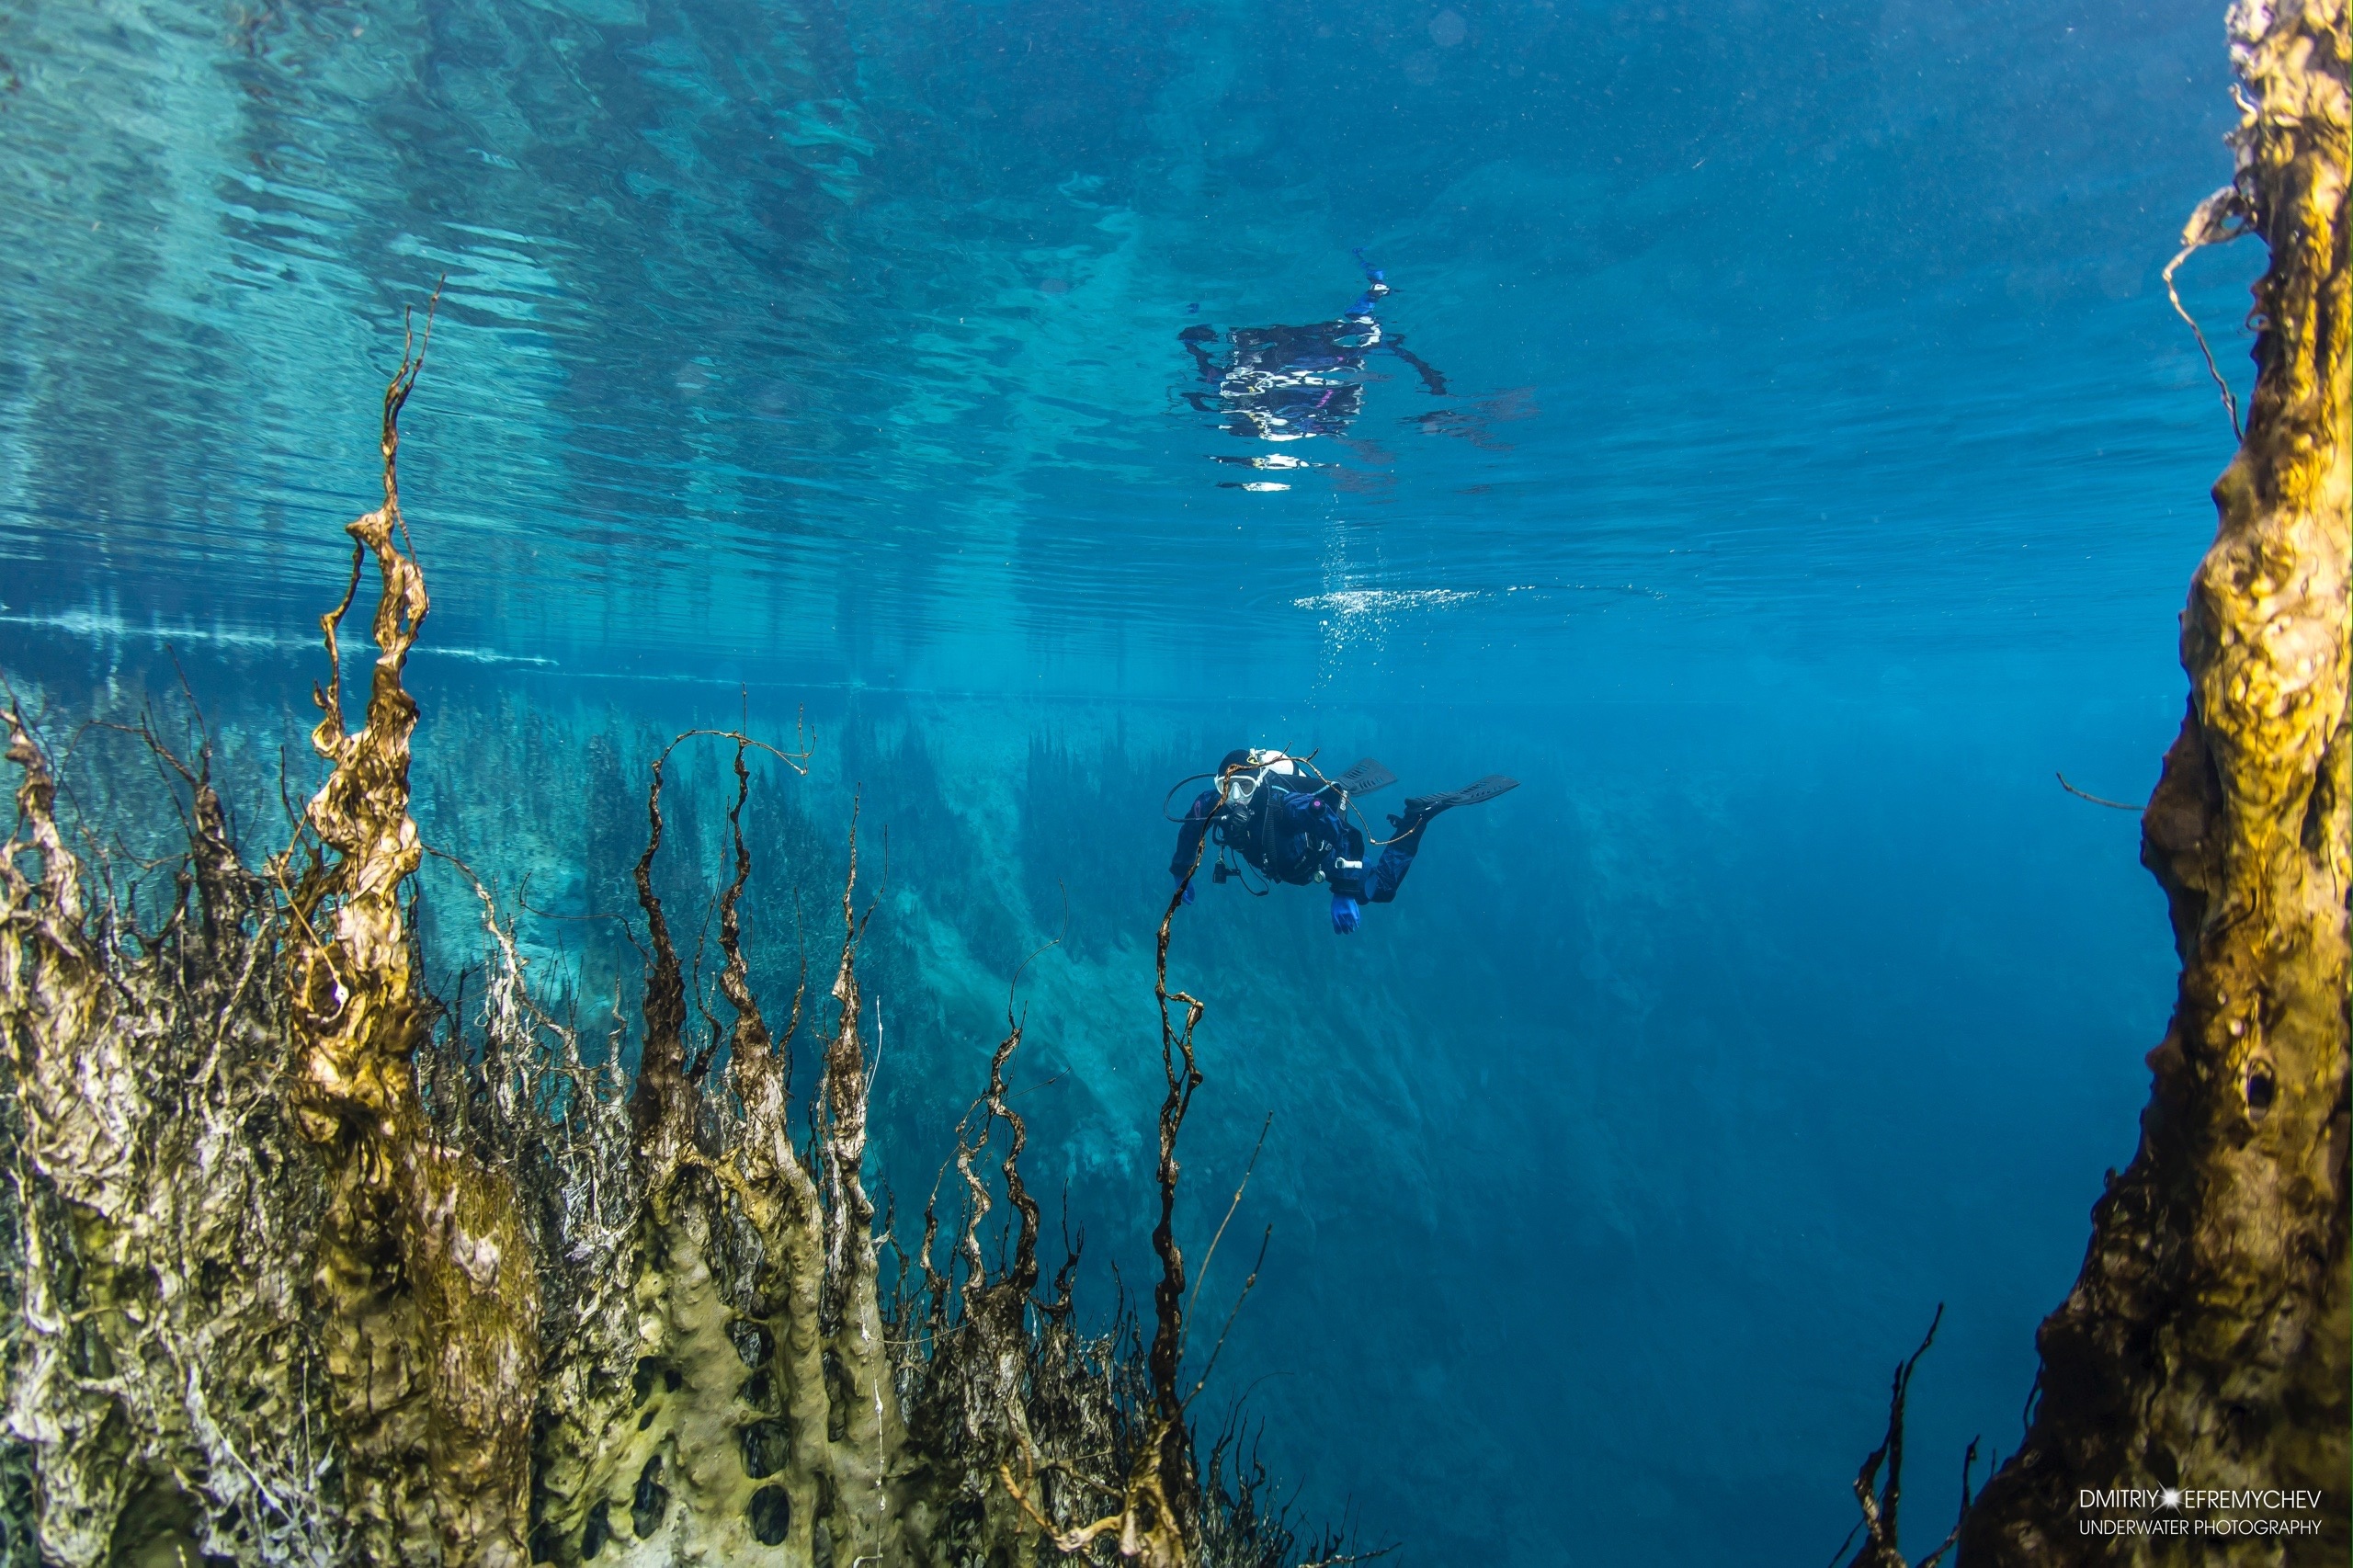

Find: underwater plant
[0,314,1348,1567]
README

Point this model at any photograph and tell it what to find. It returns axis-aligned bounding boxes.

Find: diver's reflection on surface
[1177,253,1449,463]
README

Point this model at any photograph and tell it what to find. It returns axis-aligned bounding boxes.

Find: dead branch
[2053,772,2139,811]
[278,287,543,1567]
[1844,1305,1977,1568]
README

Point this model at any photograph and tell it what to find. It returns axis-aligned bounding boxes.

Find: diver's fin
[1401,775,1518,820]
[1328,756,1398,797]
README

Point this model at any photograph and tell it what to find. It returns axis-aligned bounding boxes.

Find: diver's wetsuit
[1177,255,1448,444]
[1169,756,1427,908]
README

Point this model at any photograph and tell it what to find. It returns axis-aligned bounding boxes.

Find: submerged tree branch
[0,314,1333,1568]
[279,294,542,1568]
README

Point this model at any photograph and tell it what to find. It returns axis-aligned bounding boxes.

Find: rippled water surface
[0,0,2266,1561]
[2,0,2256,689]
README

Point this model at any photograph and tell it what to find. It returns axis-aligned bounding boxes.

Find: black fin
[1402,775,1518,819]
[1327,756,1398,797]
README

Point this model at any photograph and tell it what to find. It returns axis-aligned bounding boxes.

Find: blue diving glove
[1330,893,1360,935]
[1174,872,1195,905]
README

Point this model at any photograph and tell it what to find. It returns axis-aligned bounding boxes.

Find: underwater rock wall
[1961,1,2350,1561]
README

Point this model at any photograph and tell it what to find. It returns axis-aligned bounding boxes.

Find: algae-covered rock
[1959,2,2350,1562]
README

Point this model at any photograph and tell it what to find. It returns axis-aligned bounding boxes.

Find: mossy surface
[1960,3,2350,1562]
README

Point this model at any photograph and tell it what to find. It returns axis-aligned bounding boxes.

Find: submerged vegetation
[0,318,1349,1567]
[0,5,2340,1563]
[1843,4,2350,1563]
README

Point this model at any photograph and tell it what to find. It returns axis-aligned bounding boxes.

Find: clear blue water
[0,0,2263,1560]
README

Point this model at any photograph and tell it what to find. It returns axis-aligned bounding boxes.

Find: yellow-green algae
[0,324,1340,1567]
[1959,0,2350,1561]
[284,309,542,1568]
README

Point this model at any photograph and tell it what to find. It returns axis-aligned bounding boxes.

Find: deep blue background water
[0,0,2264,1560]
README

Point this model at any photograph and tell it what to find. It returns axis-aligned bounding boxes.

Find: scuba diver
[1177,252,1449,445]
[1168,750,1518,934]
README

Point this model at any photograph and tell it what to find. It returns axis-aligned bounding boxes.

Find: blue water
[0,0,2261,1560]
